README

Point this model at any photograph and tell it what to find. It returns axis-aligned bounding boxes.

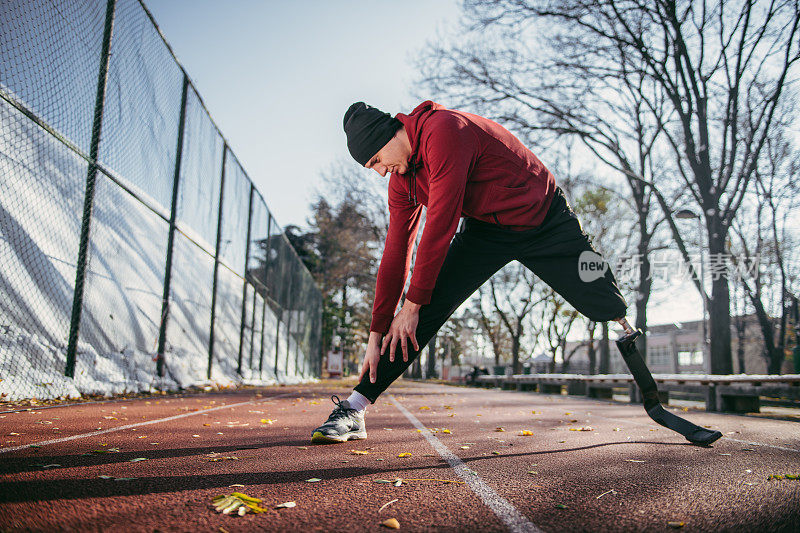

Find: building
[561,315,794,375]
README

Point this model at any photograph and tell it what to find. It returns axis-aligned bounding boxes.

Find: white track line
[0,391,298,455]
[390,395,544,533]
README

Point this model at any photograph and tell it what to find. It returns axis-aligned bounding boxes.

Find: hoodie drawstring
[408,162,418,207]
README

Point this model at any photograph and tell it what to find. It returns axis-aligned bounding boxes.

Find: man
[311,101,721,447]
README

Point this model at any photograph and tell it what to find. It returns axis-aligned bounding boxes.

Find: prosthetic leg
[615,318,722,446]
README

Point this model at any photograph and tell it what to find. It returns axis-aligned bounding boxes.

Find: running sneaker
[311,394,367,444]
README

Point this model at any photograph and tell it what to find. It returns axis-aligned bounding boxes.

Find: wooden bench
[474,373,800,413]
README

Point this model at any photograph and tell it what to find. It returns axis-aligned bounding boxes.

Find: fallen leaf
[350,450,370,455]
[667,521,685,529]
[519,430,533,436]
[297,446,308,450]
[555,504,568,509]
[613,428,622,431]
[527,471,538,475]
[495,427,506,432]
[442,429,451,434]
[419,406,430,410]
[261,419,275,424]
[381,518,400,529]
[460,446,470,449]
[569,427,594,432]
[306,478,321,482]
[275,501,296,508]
[492,451,501,455]
[398,452,412,457]
[128,457,148,462]
[192,435,200,438]
[98,475,114,479]
[393,478,403,487]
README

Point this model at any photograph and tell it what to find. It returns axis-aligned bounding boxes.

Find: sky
[146,0,460,233]
[144,0,708,328]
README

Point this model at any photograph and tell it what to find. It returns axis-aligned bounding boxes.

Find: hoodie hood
[395,100,446,164]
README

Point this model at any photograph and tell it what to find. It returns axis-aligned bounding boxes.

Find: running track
[0,378,798,532]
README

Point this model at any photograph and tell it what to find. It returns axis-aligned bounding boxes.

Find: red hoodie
[369,101,556,334]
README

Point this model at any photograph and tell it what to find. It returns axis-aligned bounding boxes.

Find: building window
[648,345,669,366]
[678,343,703,366]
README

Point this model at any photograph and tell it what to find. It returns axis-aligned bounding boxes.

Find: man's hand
[359,334,383,384]
[381,301,421,363]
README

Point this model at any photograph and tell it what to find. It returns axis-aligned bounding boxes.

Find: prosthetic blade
[616,329,722,446]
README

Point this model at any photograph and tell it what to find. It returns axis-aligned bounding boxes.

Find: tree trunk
[426,334,438,379]
[511,334,521,374]
[708,221,733,374]
[587,322,597,374]
[635,233,651,362]
[411,354,422,379]
[735,315,746,374]
[598,322,610,373]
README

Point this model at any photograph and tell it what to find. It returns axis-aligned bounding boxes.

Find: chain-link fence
[0,0,323,401]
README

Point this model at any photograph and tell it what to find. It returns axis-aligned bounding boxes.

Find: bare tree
[486,263,549,373]
[730,122,800,373]
[420,0,800,374]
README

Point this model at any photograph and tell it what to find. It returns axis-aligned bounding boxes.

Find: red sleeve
[405,113,479,305]
[369,173,424,334]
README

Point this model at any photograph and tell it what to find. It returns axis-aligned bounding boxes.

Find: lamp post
[675,209,710,374]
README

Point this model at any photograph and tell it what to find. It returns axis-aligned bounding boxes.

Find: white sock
[346,390,370,412]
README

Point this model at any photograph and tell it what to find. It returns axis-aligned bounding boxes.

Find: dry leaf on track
[275,501,296,508]
[381,518,400,529]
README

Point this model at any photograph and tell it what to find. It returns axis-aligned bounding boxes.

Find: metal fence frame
[0,0,322,399]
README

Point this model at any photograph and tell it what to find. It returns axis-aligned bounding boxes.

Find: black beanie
[343,102,402,166]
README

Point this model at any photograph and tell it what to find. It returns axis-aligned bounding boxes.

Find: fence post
[284,270,294,376]
[274,309,281,380]
[65,0,117,378]
[207,145,227,380]
[236,183,255,375]
[155,74,189,378]
[258,214,272,375]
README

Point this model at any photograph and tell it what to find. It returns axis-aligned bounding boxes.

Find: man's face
[364,129,411,177]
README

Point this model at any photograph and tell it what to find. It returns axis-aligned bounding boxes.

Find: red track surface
[0,378,798,532]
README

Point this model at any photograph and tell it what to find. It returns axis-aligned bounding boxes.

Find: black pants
[354,187,628,404]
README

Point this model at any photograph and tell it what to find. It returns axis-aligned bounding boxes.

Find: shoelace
[326,394,356,421]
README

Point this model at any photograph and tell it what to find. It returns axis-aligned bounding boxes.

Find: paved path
[0,378,798,532]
